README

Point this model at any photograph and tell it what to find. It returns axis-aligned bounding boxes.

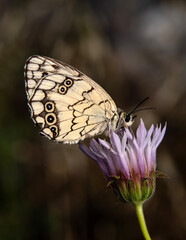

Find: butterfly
[24,55,135,144]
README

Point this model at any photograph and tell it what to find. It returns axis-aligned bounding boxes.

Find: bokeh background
[0,0,186,239]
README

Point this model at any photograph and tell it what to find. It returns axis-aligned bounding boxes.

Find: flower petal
[79,143,98,162]
[136,119,147,146]
[142,124,154,149]
[110,130,122,154]
[153,123,167,148]
[99,138,111,150]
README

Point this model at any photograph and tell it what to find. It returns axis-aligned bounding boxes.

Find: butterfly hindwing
[25,55,118,143]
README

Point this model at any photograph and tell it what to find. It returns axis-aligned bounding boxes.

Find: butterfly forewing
[25,56,119,144]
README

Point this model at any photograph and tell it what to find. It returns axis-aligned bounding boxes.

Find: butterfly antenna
[128,97,150,115]
[132,107,156,114]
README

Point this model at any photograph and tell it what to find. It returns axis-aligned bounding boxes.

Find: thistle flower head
[79,119,166,204]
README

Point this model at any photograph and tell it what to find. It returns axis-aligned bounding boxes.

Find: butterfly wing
[25,55,118,144]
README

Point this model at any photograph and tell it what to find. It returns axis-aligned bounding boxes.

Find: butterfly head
[117,110,136,129]
[123,112,136,127]
[117,97,150,130]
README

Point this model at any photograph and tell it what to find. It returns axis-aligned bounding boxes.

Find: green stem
[135,203,151,240]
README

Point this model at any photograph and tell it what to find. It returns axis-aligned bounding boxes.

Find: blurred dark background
[0,0,186,239]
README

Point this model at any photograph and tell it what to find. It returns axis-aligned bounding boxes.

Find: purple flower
[79,119,167,204]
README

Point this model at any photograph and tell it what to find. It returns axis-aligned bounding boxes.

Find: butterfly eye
[50,125,58,137]
[45,113,57,125]
[59,85,67,94]
[64,79,73,87]
[45,102,55,112]
[125,114,131,123]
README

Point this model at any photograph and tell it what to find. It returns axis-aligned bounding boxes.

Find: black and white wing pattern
[24,55,119,144]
